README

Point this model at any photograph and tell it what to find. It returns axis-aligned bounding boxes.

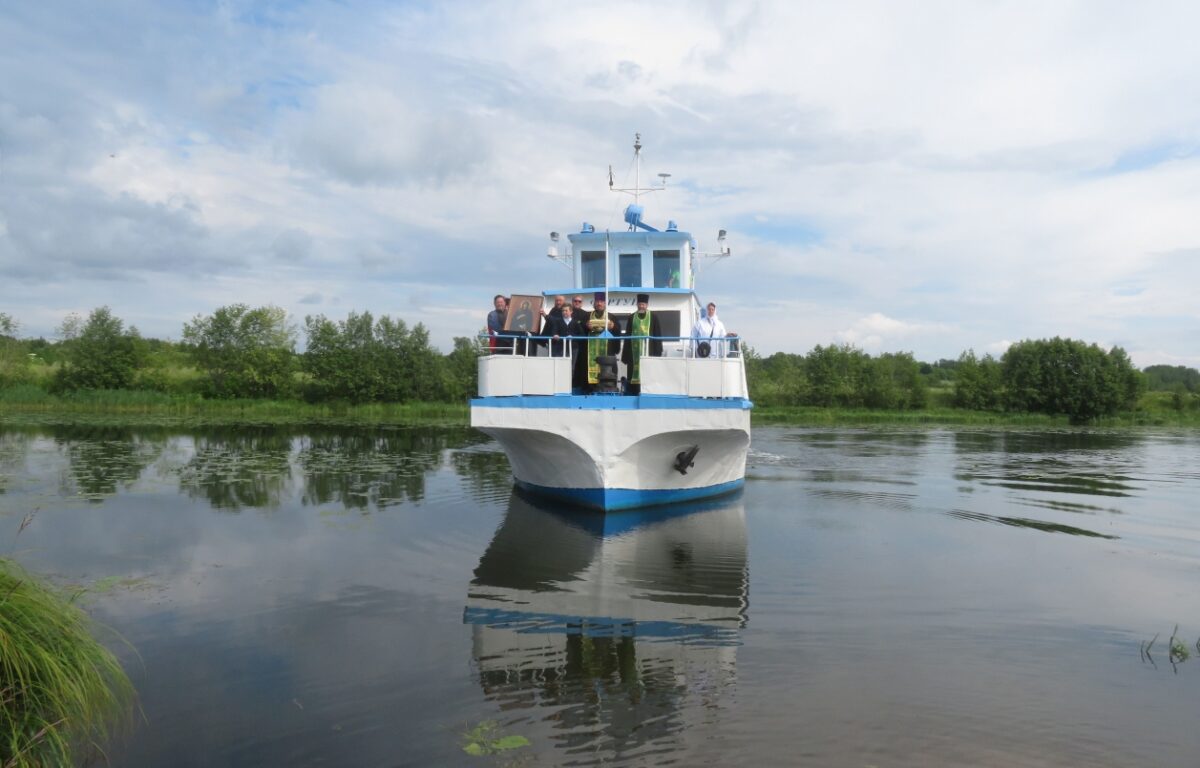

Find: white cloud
[986,340,1013,357]
[836,312,949,351]
[1,0,1198,364]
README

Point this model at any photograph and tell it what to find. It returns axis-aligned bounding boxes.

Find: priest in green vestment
[621,293,663,395]
[585,292,620,390]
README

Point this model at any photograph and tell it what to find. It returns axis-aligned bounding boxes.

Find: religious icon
[503,294,543,335]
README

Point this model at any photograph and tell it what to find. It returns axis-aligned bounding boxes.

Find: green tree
[183,304,297,398]
[441,336,480,402]
[866,352,928,409]
[0,312,32,387]
[1001,337,1143,422]
[1143,364,1200,393]
[303,311,451,403]
[746,350,807,406]
[952,350,1003,410]
[53,307,145,391]
[805,344,869,407]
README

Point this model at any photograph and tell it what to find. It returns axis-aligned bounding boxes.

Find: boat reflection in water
[463,491,748,760]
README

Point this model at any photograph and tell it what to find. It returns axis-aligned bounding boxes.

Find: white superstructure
[470,136,751,511]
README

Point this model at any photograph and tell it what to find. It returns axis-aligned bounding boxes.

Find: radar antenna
[609,133,669,205]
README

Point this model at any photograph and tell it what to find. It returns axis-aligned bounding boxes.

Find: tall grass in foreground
[1,559,133,767]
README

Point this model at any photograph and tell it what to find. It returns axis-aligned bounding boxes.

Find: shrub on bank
[1002,338,1144,423]
[52,307,145,393]
[952,350,1002,411]
[745,345,927,409]
[303,312,450,403]
[183,304,297,399]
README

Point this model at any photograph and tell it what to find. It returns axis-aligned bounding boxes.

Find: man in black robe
[621,293,663,395]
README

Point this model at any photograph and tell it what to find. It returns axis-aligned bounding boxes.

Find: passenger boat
[470,136,752,511]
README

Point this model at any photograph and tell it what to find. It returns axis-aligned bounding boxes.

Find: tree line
[1,306,1196,422]
[0,305,478,404]
[747,338,1187,422]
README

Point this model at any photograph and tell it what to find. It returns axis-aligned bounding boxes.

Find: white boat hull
[470,395,751,510]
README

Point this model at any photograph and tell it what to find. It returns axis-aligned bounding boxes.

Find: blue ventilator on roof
[623,204,659,232]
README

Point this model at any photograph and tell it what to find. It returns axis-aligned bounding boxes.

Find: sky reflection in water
[1,425,1199,766]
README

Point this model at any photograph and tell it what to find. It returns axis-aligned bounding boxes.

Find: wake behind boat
[470,136,752,511]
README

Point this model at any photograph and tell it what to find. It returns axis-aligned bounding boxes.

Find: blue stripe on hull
[514,478,744,512]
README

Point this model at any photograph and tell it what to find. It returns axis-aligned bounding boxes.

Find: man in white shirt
[691,301,732,357]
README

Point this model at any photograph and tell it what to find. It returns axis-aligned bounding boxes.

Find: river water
[1,425,1199,766]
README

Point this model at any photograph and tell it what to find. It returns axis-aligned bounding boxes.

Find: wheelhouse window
[619,253,642,287]
[653,250,681,288]
[581,251,606,288]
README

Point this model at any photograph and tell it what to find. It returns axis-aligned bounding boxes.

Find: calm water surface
[1,425,1199,766]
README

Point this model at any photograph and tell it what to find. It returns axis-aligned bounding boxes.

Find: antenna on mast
[610,133,669,215]
[633,133,642,203]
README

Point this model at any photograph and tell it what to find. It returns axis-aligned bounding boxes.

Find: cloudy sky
[2,0,1198,365]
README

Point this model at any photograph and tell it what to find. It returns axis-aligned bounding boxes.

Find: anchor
[674,445,699,475]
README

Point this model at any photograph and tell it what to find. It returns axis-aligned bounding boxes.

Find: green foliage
[0,385,53,405]
[952,350,1003,410]
[1001,338,1145,423]
[0,313,33,389]
[6,304,1189,427]
[183,304,297,398]
[865,352,928,409]
[443,336,481,402]
[1170,383,1191,412]
[1143,364,1200,393]
[746,345,926,410]
[52,307,145,392]
[917,359,959,390]
[0,558,134,767]
[744,351,805,407]
[24,338,64,367]
[804,344,866,406]
[461,720,530,756]
[303,311,451,403]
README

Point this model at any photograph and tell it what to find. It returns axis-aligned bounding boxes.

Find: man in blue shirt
[487,294,511,353]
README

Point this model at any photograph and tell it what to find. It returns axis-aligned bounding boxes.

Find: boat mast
[633,133,641,205]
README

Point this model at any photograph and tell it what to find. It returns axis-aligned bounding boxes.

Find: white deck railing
[476,335,749,399]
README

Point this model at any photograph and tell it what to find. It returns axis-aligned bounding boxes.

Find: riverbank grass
[1,559,133,767]
[1,388,1197,428]
[0,389,468,427]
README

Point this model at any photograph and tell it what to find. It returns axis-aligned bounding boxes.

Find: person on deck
[621,293,663,395]
[542,300,577,358]
[691,301,733,358]
[544,295,566,320]
[486,295,511,353]
[556,304,589,391]
[584,292,620,392]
